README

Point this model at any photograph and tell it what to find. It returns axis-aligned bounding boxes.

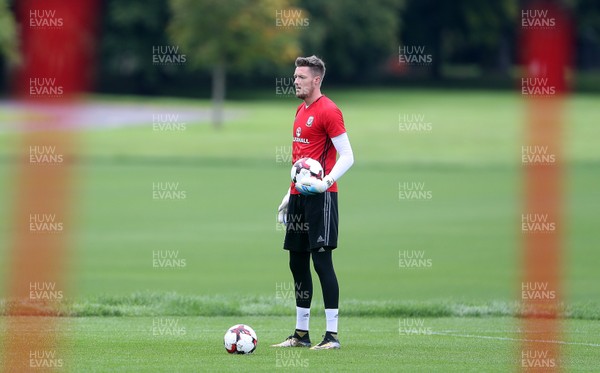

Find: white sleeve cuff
[328,132,354,182]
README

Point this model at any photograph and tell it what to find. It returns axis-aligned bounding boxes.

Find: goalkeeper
[272,55,354,351]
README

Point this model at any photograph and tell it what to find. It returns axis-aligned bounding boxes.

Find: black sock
[325,331,338,340]
[294,329,309,340]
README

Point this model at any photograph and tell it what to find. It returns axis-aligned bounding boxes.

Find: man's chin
[295,93,307,99]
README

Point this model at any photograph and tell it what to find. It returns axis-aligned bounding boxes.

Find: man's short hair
[295,55,326,81]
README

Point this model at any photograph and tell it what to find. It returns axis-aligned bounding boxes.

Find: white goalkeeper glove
[277,191,290,224]
[295,175,334,196]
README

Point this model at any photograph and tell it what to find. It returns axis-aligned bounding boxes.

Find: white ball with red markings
[291,157,324,184]
[224,324,258,354]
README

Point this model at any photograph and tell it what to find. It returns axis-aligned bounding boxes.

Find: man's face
[294,66,320,99]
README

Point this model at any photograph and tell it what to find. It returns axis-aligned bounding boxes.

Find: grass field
[1,88,599,371]
[2,316,600,372]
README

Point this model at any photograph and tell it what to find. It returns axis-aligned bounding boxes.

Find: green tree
[401,0,517,79]
[168,0,302,127]
[575,0,600,70]
[299,0,404,83]
[0,0,19,66]
[99,0,172,94]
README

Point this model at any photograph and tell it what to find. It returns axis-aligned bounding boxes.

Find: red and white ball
[224,324,258,354]
[291,157,324,184]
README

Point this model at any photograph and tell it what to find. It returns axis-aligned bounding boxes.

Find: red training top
[289,95,346,194]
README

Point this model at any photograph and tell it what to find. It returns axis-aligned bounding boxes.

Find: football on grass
[291,157,324,184]
[224,324,258,354]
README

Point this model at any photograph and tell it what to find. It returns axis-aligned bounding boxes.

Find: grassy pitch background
[0,89,599,370]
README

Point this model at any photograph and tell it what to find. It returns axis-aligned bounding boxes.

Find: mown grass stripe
[1,292,599,319]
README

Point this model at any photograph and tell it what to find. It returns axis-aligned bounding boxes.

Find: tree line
[1,0,599,99]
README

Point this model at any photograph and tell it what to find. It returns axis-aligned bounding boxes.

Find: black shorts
[283,192,338,252]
